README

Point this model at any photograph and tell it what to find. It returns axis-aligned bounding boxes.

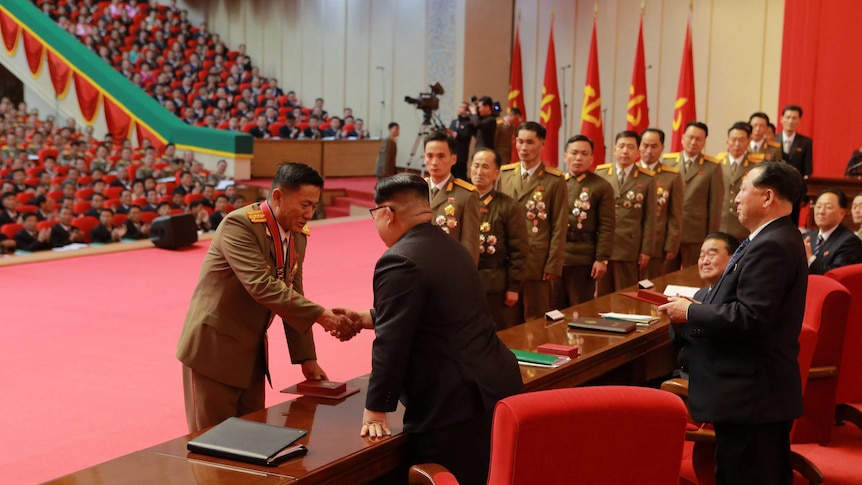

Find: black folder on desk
[187,417,308,466]
[567,317,636,334]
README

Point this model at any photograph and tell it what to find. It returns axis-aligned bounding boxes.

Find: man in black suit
[660,161,807,485]
[50,207,84,247]
[14,213,52,252]
[340,174,522,485]
[776,105,812,225]
[804,189,862,275]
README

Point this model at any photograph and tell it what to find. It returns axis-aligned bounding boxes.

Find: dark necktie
[707,237,750,301]
[813,234,824,255]
[430,187,439,199]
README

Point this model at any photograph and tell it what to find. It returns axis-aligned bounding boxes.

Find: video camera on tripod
[404,82,447,169]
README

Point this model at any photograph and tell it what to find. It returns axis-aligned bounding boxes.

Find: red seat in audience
[184,193,203,205]
[409,386,688,485]
[140,212,158,224]
[241,122,256,133]
[825,263,862,427]
[268,122,284,137]
[113,213,128,226]
[37,220,59,231]
[16,205,37,214]
[102,174,117,184]
[132,197,147,206]
[71,216,100,244]
[16,192,34,205]
[77,175,93,186]
[1,223,23,239]
[158,195,173,204]
[24,177,41,187]
[104,186,124,200]
[47,190,63,202]
[73,201,91,215]
[75,188,94,201]
[25,166,43,177]
[170,208,184,215]
[37,148,59,163]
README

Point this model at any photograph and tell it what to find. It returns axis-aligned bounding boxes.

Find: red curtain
[73,73,101,124]
[20,29,44,75]
[0,9,19,54]
[779,0,862,177]
[103,96,132,140]
[46,51,71,98]
[135,123,165,151]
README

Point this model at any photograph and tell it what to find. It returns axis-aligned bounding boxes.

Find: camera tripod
[405,110,446,175]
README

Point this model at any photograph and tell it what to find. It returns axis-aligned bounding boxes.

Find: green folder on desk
[511,349,568,367]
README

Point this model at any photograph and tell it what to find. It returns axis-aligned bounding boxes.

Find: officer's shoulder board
[766,140,781,149]
[703,155,720,164]
[453,178,477,191]
[662,153,681,161]
[246,209,266,223]
[543,166,563,177]
[302,225,311,236]
[716,152,729,162]
[748,153,766,163]
[660,164,679,173]
[564,172,571,181]
[637,166,655,177]
[501,163,519,171]
[596,163,612,171]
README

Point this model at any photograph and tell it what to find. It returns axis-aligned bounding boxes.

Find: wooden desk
[46,268,704,484]
[252,140,381,178]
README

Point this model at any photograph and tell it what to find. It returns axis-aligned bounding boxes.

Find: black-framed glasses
[369,205,395,218]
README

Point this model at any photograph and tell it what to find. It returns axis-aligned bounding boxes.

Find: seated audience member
[0,232,15,254]
[207,159,232,185]
[278,114,300,140]
[189,200,211,232]
[322,117,342,139]
[32,195,55,221]
[805,189,862,274]
[84,193,106,218]
[174,171,196,195]
[845,148,862,176]
[670,232,739,378]
[115,190,134,214]
[302,115,323,140]
[209,194,229,229]
[853,193,862,240]
[157,201,173,217]
[200,185,216,209]
[50,207,84,247]
[123,205,150,240]
[14,212,53,252]
[248,114,271,139]
[0,191,20,226]
[351,118,370,139]
[171,190,186,210]
[90,208,127,243]
[142,189,159,212]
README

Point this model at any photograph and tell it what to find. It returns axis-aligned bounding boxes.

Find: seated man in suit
[339,174,522,485]
[123,206,150,240]
[805,189,862,274]
[50,207,84,247]
[852,193,862,240]
[90,208,127,244]
[670,232,739,378]
[14,212,52,252]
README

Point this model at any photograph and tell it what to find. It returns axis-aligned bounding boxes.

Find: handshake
[317,308,374,341]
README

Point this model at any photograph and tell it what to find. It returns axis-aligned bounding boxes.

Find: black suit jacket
[806,225,862,275]
[686,216,806,424]
[777,132,813,177]
[50,223,78,247]
[14,229,52,252]
[366,222,522,433]
[90,224,114,244]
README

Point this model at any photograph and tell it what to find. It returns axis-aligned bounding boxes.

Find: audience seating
[825,263,862,429]
[70,216,99,244]
[1,223,23,239]
[409,386,688,485]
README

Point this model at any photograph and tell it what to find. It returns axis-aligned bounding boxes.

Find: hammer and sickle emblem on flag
[672,97,688,130]
[508,90,521,106]
[627,85,645,126]
[540,86,555,123]
[581,85,602,128]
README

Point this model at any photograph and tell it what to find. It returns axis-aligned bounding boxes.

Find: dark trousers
[407,409,494,485]
[551,265,595,308]
[713,420,794,485]
[486,291,523,331]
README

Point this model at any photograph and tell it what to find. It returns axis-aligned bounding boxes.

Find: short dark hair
[565,134,594,152]
[782,104,803,117]
[749,161,804,204]
[704,232,741,255]
[615,130,641,146]
[728,122,752,137]
[374,173,430,205]
[685,121,709,138]
[22,212,38,221]
[509,107,522,116]
[424,130,455,153]
[100,208,115,215]
[641,128,665,145]
[749,112,770,124]
[472,148,502,168]
[189,200,203,209]
[478,96,493,107]
[767,122,776,133]
[817,188,849,209]
[388,122,399,130]
[271,162,324,192]
[517,121,546,140]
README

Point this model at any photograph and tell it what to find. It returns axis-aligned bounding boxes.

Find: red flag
[539,20,562,166]
[671,16,696,152]
[626,14,649,135]
[579,18,604,166]
[507,19,526,117]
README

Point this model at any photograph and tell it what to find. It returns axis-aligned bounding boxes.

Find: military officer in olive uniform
[639,128,683,278]
[551,134,614,308]
[662,121,724,268]
[749,112,784,161]
[498,122,568,321]
[596,131,657,294]
[470,148,528,330]
[424,131,481,265]
[719,121,764,242]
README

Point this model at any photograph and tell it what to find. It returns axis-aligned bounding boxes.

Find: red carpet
[0,218,385,484]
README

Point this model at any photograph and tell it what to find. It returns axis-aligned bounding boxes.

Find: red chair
[170,208,184,215]
[104,186,124,200]
[25,166,43,177]
[184,193,203,205]
[409,386,688,485]
[792,275,851,445]
[158,195,173,204]
[269,122,284,137]
[73,201,91,215]
[132,197,147,206]
[16,192,34,205]
[24,176,40,187]
[1,223,23,239]
[75,188,95,201]
[37,148,59,163]
[140,211,158,224]
[824,264,862,426]
[16,204,37,214]
[37,220,59,231]
[78,175,93,186]
[47,190,64,202]
[113,213,128,226]
[71,216,100,244]
[102,174,117,184]
[241,122,256,133]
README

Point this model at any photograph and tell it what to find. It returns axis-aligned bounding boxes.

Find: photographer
[448,102,472,180]
[470,96,497,152]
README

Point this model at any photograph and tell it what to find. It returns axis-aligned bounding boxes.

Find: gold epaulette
[453,178,477,191]
[748,153,765,162]
[703,155,720,164]
[637,166,655,177]
[302,225,311,236]
[716,152,729,161]
[246,209,266,223]
[543,166,562,176]
[660,165,679,173]
[501,163,519,171]
[766,140,781,148]
[564,172,571,181]
[596,163,612,170]
[662,153,681,161]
